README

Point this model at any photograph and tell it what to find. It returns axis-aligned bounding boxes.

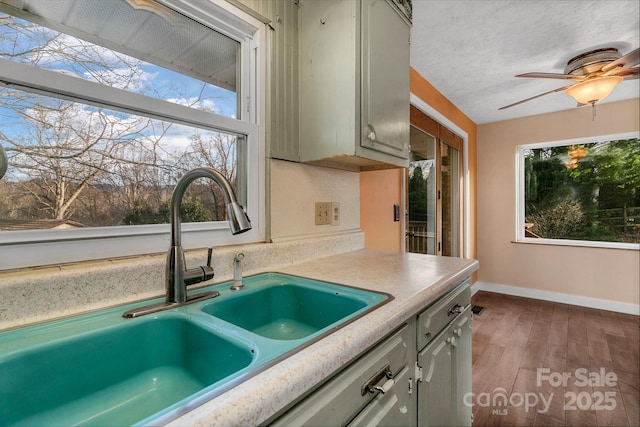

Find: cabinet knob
[366,124,376,141]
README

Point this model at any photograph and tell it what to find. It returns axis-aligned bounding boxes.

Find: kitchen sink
[201,276,377,340]
[0,273,390,426]
[0,316,254,426]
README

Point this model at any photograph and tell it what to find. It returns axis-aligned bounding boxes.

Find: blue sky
[0,13,238,116]
[0,13,239,151]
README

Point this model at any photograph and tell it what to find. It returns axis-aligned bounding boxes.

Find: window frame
[515,131,640,250]
[0,0,266,270]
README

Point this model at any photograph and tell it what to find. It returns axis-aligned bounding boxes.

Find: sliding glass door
[407,106,462,257]
[407,126,437,254]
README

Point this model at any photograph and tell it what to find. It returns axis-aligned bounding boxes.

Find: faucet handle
[202,247,214,281]
[184,247,215,286]
[207,247,213,267]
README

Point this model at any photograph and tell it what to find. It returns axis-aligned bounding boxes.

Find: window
[0,0,265,270]
[516,133,640,249]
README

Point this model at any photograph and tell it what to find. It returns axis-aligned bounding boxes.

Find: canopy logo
[464,367,619,416]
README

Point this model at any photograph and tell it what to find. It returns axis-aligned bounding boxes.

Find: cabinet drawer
[347,363,413,427]
[417,280,470,350]
[269,324,411,427]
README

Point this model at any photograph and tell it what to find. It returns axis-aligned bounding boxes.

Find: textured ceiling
[410,0,640,124]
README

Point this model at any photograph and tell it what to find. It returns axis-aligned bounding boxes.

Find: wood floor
[471,291,640,427]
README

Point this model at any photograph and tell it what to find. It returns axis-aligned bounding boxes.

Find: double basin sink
[0,273,391,426]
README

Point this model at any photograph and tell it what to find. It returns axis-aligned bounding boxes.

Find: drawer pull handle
[372,378,395,395]
[448,303,463,316]
[361,363,393,395]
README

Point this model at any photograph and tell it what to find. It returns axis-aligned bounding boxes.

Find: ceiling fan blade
[515,72,585,80]
[614,66,639,79]
[601,48,639,73]
[499,86,570,110]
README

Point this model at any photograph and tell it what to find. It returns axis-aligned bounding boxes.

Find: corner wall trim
[472,281,640,316]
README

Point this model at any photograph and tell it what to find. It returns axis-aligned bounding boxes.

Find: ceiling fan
[499,47,639,110]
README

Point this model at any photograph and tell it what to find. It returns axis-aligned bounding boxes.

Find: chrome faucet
[166,169,251,303]
[124,167,251,318]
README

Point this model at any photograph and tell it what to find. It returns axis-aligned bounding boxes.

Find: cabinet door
[417,327,454,427]
[360,0,410,160]
[347,364,414,427]
[452,307,472,427]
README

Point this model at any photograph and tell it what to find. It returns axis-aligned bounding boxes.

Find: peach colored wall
[477,98,640,306]
[360,169,403,251]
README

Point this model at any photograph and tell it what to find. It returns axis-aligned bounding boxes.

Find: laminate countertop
[166,249,479,426]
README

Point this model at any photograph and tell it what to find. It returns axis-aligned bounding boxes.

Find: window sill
[0,222,264,271]
[512,238,640,251]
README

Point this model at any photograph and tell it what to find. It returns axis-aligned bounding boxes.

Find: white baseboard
[472,281,640,316]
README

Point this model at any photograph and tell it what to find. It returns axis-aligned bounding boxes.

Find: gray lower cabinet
[417,306,472,427]
[454,308,473,427]
[416,280,472,427]
[267,280,471,427]
[269,323,414,426]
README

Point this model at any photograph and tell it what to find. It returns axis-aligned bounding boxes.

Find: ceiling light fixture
[500,47,638,117]
[565,76,623,104]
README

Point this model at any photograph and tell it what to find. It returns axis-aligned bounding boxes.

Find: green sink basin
[0,316,254,427]
[201,274,385,340]
[0,273,390,426]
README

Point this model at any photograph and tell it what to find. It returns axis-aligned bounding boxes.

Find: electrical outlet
[315,202,331,225]
[330,202,340,226]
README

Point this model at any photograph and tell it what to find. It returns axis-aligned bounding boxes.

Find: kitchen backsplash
[0,232,364,331]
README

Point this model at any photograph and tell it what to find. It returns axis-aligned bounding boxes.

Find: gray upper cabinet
[298,0,411,171]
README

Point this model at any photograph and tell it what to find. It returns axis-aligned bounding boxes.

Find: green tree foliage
[525,138,639,243]
[569,138,640,206]
[163,196,213,223]
[408,166,427,222]
[123,196,213,225]
[122,200,165,225]
[525,147,571,213]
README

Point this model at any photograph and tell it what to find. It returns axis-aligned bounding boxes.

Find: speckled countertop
[166,249,479,426]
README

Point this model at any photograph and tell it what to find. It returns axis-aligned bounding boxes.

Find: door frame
[406,95,470,258]
[439,128,463,257]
